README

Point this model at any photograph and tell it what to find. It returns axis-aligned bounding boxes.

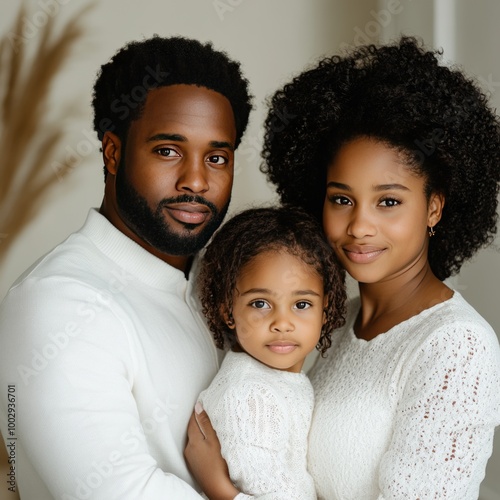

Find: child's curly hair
[198,206,346,355]
[261,36,500,280]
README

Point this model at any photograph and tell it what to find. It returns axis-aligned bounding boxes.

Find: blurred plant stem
[0,2,93,265]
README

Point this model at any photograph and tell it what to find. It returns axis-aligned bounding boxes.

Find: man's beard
[115,160,230,256]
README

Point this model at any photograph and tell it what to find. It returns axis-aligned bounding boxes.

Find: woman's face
[323,137,443,285]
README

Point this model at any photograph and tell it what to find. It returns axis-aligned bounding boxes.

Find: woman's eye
[156,148,179,157]
[328,195,351,206]
[208,155,227,165]
[250,300,269,309]
[379,197,401,207]
[295,301,311,310]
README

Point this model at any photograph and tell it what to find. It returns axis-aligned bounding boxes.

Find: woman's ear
[427,192,445,228]
[102,131,122,177]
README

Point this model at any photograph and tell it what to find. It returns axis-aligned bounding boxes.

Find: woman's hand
[185,403,240,500]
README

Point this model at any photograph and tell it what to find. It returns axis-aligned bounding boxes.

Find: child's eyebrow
[240,288,321,297]
[293,290,321,297]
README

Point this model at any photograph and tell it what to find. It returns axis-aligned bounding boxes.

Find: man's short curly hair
[198,206,346,355]
[92,35,252,148]
[261,36,500,281]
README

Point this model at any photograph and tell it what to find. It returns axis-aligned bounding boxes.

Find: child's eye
[379,197,401,207]
[295,301,311,310]
[250,300,270,309]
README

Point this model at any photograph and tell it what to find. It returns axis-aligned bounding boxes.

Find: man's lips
[266,341,298,354]
[163,203,211,225]
[342,245,386,264]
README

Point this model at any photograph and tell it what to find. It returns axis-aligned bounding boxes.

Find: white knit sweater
[0,209,219,499]
[308,292,500,500]
[199,351,316,499]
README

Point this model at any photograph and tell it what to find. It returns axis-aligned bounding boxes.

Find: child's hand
[185,403,240,500]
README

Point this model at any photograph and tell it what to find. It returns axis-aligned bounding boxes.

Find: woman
[185,37,500,499]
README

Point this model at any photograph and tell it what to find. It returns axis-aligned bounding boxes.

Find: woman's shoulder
[419,291,496,340]
[404,292,500,370]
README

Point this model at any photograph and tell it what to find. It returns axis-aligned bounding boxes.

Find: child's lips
[266,341,298,354]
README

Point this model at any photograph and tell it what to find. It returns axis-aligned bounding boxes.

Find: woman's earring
[226,315,235,328]
[428,226,436,237]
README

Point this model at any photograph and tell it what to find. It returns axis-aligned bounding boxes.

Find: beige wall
[1,0,498,497]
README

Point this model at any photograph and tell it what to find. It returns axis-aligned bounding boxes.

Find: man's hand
[185,404,240,500]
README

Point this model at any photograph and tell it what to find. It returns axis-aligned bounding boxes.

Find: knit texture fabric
[199,351,316,499]
[308,292,500,500]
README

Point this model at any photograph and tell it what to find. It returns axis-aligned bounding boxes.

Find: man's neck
[99,201,190,273]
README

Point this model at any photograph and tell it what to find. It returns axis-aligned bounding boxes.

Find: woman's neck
[355,262,453,341]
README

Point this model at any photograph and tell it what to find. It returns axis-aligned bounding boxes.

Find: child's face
[229,250,325,373]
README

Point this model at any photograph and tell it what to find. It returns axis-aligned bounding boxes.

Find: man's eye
[156,148,179,157]
[208,155,227,165]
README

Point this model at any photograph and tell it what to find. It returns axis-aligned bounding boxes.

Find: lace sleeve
[212,381,316,499]
[379,322,500,499]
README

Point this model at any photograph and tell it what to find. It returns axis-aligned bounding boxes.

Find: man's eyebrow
[147,133,186,142]
[210,141,234,151]
[147,134,234,151]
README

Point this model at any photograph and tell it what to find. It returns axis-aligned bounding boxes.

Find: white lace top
[198,351,316,499]
[308,291,500,500]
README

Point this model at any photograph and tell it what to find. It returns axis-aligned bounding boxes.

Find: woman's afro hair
[198,206,346,355]
[261,36,500,280]
[92,35,252,147]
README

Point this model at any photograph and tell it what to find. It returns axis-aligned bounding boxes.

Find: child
[196,206,346,499]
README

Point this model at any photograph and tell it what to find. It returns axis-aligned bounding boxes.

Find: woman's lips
[342,245,386,264]
[266,341,298,354]
[163,203,210,225]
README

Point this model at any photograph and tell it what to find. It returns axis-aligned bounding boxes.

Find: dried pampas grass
[0,2,93,265]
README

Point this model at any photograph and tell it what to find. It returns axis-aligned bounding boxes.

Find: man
[0,35,252,499]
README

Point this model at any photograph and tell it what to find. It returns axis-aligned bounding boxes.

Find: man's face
[104,84,237,268]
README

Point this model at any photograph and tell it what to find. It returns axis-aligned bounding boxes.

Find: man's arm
[0,277,203,499]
